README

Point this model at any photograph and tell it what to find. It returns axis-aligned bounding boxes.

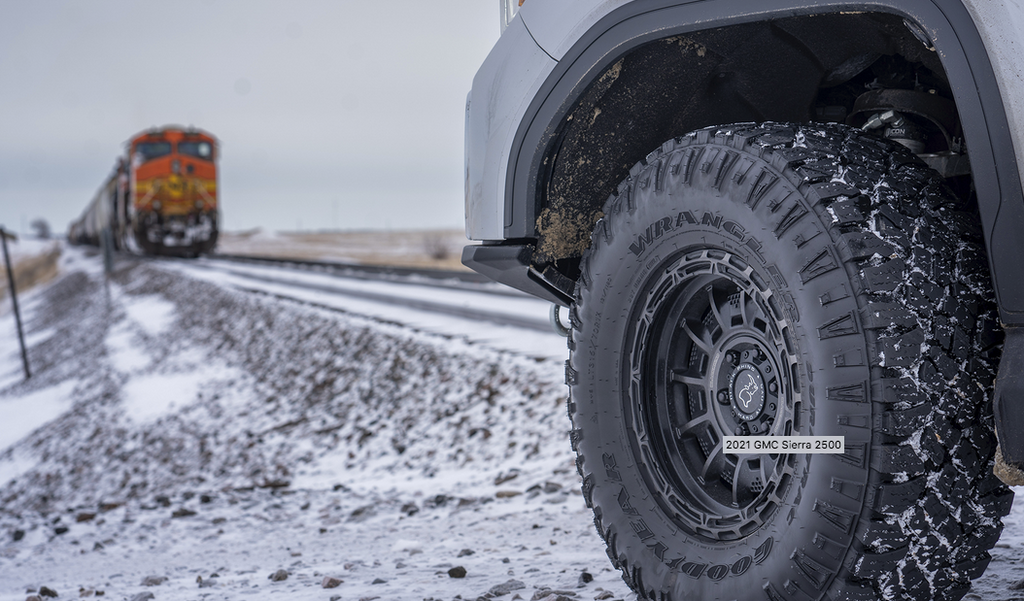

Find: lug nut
[769,403,776,411]
[768,381,778,394]
[725,352,735,364]
[717,390,730,404]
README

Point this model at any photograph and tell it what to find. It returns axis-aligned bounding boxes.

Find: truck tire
[567,123,1009,601]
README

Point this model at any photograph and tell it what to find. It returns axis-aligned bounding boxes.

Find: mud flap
[994,327,1024,484]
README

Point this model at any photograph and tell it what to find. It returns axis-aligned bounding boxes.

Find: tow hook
[550,304,571,337]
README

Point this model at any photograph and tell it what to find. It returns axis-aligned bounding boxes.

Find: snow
[0,380,77,453]
[0,246,631,601]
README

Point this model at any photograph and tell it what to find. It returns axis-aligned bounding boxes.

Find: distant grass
[218,228,472,271]
[0,244,62,302]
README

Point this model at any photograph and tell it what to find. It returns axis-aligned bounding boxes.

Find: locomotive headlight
[153,200,162,211]
[172,159,181,174]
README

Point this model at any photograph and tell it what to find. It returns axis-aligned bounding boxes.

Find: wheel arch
[503,0,1024,324]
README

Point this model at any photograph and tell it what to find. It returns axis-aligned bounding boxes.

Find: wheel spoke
[700,439,723,480]
[739,291,753,328]
[731,459,744,506]
[670,370,705,388]
[707,286,726,334]
[681,320,713,356]
[677,412,714,437]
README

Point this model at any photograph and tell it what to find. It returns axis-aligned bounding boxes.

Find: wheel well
[534,11,964,279]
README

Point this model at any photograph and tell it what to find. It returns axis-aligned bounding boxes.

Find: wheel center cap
[729,363,765,420]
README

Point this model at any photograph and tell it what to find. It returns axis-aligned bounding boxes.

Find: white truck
[463,2,1024,600]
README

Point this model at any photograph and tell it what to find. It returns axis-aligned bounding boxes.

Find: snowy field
[0,247,632,601]
[1,245,1024,601]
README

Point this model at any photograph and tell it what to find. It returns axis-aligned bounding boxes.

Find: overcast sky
[0,1,499,236]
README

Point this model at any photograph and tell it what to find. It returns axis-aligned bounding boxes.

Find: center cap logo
[729,363,765,421]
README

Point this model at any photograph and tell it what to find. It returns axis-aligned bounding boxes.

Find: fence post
[0,227,30,379]
[101,227,114,274]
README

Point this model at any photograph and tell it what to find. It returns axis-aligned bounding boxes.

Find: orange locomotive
[68,126,219,257]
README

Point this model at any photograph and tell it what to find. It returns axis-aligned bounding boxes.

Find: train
[68,126,219,257]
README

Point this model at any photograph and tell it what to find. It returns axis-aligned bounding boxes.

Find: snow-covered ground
[0,247,632,601]
[1,245,1024,601]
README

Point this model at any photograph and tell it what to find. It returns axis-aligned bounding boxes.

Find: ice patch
[123,294,177,337]
[105,322,151,372]
[24,327,55,347]
[0,379,77,451]
[120,360,244,424]
[0,447,37,487]
[122,372,203,423]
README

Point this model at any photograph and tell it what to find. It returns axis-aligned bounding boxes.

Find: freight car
[68,126,219,257]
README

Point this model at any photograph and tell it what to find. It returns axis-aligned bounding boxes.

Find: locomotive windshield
[134,141,171,162]
[178,140,213,161]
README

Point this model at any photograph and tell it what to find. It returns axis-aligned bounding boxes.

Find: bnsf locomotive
[68,126,219,256]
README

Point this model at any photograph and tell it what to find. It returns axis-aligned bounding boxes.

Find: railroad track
[154,252,558,336]
[209,253,495,287]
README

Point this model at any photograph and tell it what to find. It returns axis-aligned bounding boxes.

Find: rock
[200,494,214,504]
[54,527,69,535]
[401,502,419,516]
[495,491,521,499]
[531,590,577,601]
[594,592,615,600]
[1011,579,1024,591]
[76,512,96,523]
[348,505,376,522]
[129,593,155,601]
[372,578,387,584]
[39,587,58,598]
[141,576,167,586]
[494,469,520,485]
[155,496,171,508]
[543,482,562,494]
[322,576,343,588]
[489,579,526,596]
[425,494,450,508]
[448,566,467,578]
[395,562,407,569]
[577,571,594,587]
[26,596,42,601]
[199,578,218,589]
[458,548,475,557]
[98,503,121,513]
[171,508,196,518]
[502,557,510,564]
[330,597,341,601]
[269,569,289,581]
[12,529,24,542]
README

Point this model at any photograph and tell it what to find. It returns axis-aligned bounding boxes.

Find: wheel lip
[625,246,799,543]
